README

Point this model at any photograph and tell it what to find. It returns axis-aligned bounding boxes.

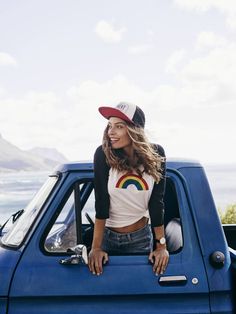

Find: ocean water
[204,163,236,210]
[0,171,49,225]
[0,165,236,225]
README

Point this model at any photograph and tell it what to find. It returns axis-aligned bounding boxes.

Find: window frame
[40,179,94,256]
[41,173,184,256]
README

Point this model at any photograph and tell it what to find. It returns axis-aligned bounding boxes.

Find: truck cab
[0,160,235,314]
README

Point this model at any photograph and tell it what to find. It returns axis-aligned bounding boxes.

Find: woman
[88,102,169,276]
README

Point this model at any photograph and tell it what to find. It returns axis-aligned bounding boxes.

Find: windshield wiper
[0,209,24,236]
[12,209,24,222]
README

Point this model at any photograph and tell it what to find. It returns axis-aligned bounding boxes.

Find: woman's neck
[123,146,134,160]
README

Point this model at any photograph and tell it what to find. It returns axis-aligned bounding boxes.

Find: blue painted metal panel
[1,161,234,313]
[10,255,209,296]
[179,167,233,313]
[0,247,21,296]
[0,298,7,314]
[9,295,210,314]
[52,159,202,175]
[9,171,211,313]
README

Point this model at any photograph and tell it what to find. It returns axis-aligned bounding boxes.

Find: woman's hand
[88,248,109,275]
[148,247,169,275]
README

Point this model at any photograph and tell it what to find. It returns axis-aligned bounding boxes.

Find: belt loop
[127,233,132,241]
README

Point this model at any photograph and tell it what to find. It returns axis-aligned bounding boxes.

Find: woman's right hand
[88,248,109,275]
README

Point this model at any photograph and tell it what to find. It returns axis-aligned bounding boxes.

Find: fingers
[88,256,95,274]
[150,250,169,275]
[158,255,169,275]
[153,256,162,275]
[94,259,102,275]
[88,250,108,275]
[91,256,103,275]
[89,249,169,277]
[148,252,155,264]
[103,252,109,264]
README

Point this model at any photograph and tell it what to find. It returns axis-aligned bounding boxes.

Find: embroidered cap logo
[117,103,128,112]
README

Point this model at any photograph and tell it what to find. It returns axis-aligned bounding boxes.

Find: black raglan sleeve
[93,145,110,219]
[148,144,166,227]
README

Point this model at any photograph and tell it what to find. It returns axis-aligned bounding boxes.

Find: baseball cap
[98,102,145,128]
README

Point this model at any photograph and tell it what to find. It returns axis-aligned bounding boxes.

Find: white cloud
[0,91,69,155]
[66,66,236,163]
[165,49,187,74]
[95,20,126,43]
[174,0,236,13]
[128,44,152,55]
[181,43,236,103]
[1,31,236,164]
[0,52,17,66]
[195,31,228,51]
[147,29,155,38]
[173,0,236,30]
[226,14,236,29]
[0,87,6,97]
[67,75,147,107]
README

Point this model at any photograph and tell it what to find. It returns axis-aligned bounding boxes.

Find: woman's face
[107,117,132,152]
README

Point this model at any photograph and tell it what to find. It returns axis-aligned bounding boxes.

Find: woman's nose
[108,127,115,135]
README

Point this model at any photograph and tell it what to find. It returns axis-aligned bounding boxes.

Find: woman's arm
[88,218,108,275]
[89,146,110,275]
[91,218,106,249]
[148,144,166,227]
[148,144,169,274]
[93,146,110,219]
[153,224,165,244]
[149,225,169,275]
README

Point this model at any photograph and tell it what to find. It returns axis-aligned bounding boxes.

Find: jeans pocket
[134,236,152,251]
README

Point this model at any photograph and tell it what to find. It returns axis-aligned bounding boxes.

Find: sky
[0,0,236,164]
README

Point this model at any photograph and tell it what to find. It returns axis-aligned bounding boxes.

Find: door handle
[158,275,187,286]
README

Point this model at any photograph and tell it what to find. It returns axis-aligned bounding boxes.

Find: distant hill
[27,147,68,164]
[0,133,68,172]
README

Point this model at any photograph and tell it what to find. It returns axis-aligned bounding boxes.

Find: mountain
[0,133,67,172]
[27,147,68,163]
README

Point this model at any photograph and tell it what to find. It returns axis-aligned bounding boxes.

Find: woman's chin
[111,143,121,149]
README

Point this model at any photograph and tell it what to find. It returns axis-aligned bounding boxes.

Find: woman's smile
[109,137,119,144]
[108,117,132,151]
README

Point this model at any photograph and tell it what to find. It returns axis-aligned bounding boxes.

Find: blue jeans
[102,224,153,255]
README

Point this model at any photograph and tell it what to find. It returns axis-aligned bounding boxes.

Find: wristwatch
[155,237,166,245]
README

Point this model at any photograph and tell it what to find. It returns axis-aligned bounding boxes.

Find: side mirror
[59,244,88,265]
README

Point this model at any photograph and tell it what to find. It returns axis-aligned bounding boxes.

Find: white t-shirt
[105,168,155,228]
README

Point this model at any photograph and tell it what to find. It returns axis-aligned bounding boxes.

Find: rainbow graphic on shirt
[116,173,149,191]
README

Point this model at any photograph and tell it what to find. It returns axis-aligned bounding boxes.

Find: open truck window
[43,176,183,254]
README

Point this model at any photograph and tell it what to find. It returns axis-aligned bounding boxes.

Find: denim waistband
[104,223,151,242]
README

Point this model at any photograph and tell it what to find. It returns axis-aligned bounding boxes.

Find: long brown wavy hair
[102,122,164,182]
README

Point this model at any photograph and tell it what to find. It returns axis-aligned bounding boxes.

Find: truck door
[8,171,210,314]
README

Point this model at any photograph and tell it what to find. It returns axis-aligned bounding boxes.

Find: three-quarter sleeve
[93,145,110,219]
[148,144,166,227]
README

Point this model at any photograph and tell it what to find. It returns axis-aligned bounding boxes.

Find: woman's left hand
[148,247,169,275]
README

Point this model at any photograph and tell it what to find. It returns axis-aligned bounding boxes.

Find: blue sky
[0,0,236,163]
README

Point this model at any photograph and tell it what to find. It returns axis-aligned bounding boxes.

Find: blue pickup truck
[0,159,235,314]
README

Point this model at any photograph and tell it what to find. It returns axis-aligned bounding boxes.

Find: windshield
[1,175,58,248]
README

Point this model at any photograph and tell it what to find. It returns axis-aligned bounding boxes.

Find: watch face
[160,237,166,245]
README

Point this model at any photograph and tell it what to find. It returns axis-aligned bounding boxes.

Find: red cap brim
[98,106,134,124]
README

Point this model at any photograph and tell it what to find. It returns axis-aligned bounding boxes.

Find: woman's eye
[108,123,124,130]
